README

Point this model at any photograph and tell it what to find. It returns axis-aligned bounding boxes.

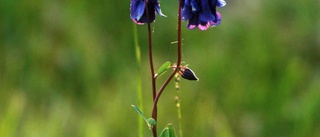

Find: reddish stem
[142,0,157,136]
[151,0,182,136]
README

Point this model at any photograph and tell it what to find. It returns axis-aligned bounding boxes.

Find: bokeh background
[1,0,320,136]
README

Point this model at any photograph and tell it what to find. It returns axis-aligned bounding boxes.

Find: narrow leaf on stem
[132,105,157,129]
[132,105,149,122]
[155,61,172,78]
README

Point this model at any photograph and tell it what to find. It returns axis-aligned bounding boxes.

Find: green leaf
[155,61,171,78]
[159,123,176,137]
[132,105,157,129]
[131,105,148,122]
[147,118,157,126]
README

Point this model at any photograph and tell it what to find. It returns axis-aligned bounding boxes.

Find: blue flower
[130,0,166,25]
[181,0,226,30]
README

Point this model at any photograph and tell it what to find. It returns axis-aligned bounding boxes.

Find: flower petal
[198,21,211,30]
[217,0,226,7]
[182,7,192,20]
[187,15,198,29]
[138,9,156,23]
[199,0,215,22]
[154,3,166,17]
[210,12,221,26]
[130,0,145,21]
[190,0,200,13]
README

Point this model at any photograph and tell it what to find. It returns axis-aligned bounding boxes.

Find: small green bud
[147,118,157,127]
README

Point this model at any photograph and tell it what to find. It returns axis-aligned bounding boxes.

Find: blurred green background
[1,0,320,136]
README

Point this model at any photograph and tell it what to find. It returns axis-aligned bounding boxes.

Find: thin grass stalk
[133,23,144,137]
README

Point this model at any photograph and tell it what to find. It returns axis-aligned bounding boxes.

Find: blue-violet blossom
[181,0,226,30]
[130,0,166,25]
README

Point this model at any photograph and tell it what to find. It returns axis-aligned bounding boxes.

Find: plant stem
[175,85,183,137]
[133,23,144,137]
[148,20,158,137]
[151,0,183,136]
[146,11,157,102]
[142,0,157,136]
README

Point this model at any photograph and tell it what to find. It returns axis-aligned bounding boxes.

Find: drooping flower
[130,0,166,25]
[178,66,199,81]
[181,0,226,30]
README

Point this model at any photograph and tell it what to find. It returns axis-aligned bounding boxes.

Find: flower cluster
[130,0,226,30]
[130,0,166,25]
[181,0,226,30]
